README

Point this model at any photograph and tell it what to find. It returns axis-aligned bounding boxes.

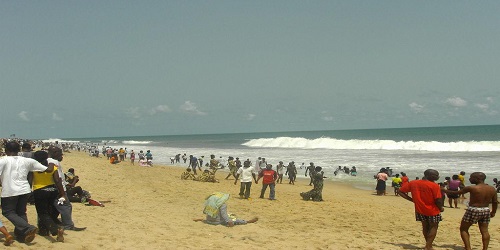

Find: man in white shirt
[0,141,54,243]
[234,159,257,199]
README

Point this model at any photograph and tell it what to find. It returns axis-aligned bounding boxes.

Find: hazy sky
[1,1,500,139]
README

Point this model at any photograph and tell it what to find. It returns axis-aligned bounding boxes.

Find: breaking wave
[242,137,500,152]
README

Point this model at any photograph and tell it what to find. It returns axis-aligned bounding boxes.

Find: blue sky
[1,1,499,139]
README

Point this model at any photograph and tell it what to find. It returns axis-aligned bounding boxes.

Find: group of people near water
[179,155,327,203]
[374,166,498,250]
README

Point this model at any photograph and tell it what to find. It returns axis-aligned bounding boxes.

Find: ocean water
[47,125,500,189]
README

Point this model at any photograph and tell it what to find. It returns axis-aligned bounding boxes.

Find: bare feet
[247,217,258,223]
[3,235,14,246]
[56,228,64,242]
[193,218,204,222]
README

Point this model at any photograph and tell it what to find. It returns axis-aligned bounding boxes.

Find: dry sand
[2,151,499,249]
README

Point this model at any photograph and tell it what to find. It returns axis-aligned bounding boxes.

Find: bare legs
[460,221,490,250]
[421,221,439,250]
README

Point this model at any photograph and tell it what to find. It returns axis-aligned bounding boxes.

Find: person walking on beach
[285,161,297,185]
[234,159,257,199]
[397,169,444,250]
[443,172,497,250]
[189,155,198,175]
[305,162,315,186]
[256,164,278,200]
[0,141,55,243]
[276,161,285,184]
[32,151,65,242]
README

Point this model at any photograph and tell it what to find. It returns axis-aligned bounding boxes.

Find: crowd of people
[0,139,88,246]
[371,166,499,250]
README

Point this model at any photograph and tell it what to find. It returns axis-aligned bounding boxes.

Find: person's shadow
[383,241,462,250]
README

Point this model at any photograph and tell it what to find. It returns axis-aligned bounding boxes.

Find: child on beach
[391,174,402,196]
[443,172,498,250]
[0,220,14,246]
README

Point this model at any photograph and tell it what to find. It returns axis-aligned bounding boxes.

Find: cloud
[18,111,30,121]
[125,107,142,119]
[180,101,206,115]
[149,105,171,115]
[445,97,467,107]
[475,103,498,115]
[246,114,256,121]
[409,102,424,113]
[322,116,334,121]
[52,113,63,121]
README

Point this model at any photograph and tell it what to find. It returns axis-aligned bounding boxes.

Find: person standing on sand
[458,171,466,198]
[234,159,257,199]
[130,150,135,165]
[443,172,497,250]
[47,146,86,232]
[256,164,278,200]
[446,175,461,208]
[0,141,55,244]
[276,161,285,184]
[397,169,444,250]
[375,168,388,196]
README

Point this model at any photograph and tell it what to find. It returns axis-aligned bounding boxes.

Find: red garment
[401,176,409,183]
[259,169,277,184]
[399,180,442,216]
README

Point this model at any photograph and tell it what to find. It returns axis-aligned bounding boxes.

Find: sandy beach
[2,151,499,249]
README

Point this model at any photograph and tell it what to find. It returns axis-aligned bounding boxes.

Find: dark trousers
[1,193,36,237]
[33,187,61,235]
[239,182,252,198]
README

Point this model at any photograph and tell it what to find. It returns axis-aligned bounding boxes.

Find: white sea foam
[242,137,500,152]
[122,140,153,145]
[42,138,81,144]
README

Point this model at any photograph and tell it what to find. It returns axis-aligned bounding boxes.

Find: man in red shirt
[398,169,444,250]
[256,164,278,200]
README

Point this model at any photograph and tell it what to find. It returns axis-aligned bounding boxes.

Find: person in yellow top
[458,171,466,198]
[32,151,67,242]
[391,174,403,196]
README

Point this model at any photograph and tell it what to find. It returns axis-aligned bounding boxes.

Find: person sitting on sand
[65,168,91,202]
[181,168,195,180]
[109,154,119,164]
[193,192,258,227]
[300,166,325,202]
[443,172,498,250]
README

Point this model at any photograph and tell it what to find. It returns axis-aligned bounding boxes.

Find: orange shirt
[399,180,441,216]
[110,156,116,164]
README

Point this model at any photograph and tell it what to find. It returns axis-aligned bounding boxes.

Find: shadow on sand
[383,241,462,250]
